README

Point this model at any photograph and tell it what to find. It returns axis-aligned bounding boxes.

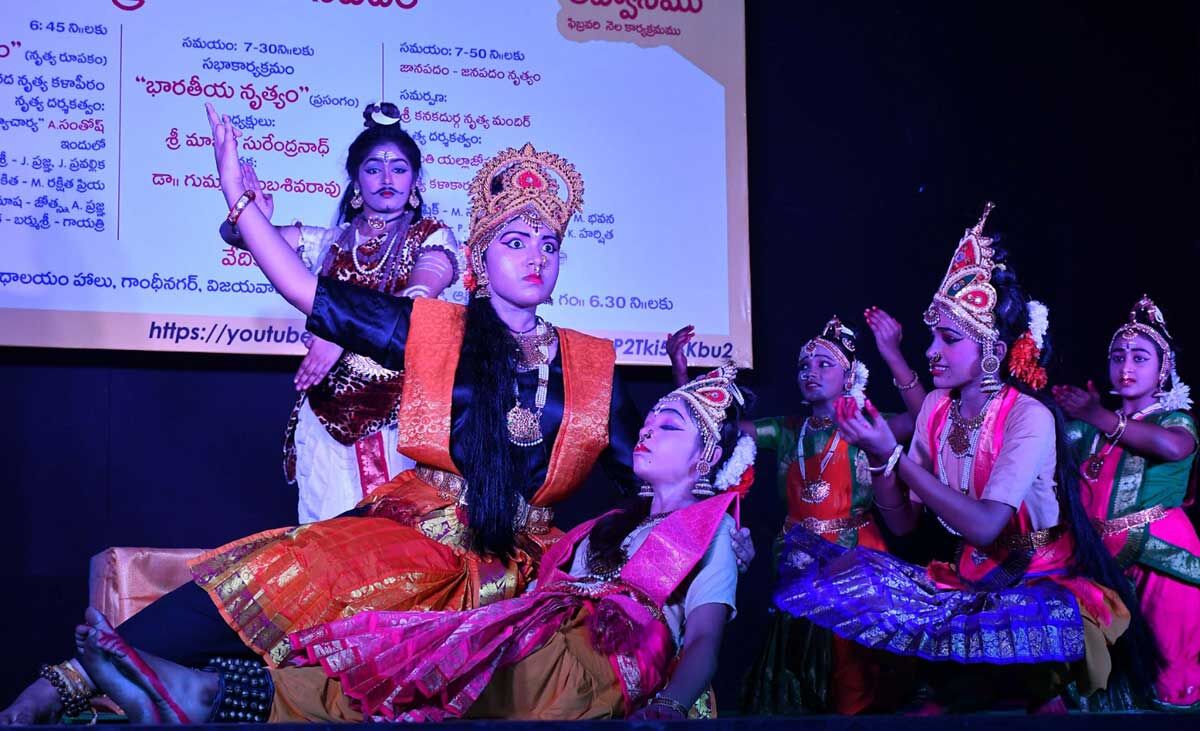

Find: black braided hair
[991,244,1163,701]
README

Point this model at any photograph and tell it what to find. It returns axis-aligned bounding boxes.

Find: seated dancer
[773,204,1161,711]
[1054,296,1198,710]
[671,314,925,714]
[68,366,754,723]
[738,316,923,715]
[221,102,461,523]
[0,107,753,725]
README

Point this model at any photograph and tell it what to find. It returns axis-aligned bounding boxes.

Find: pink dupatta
[290,493,740,719]
[923,388,1111,621]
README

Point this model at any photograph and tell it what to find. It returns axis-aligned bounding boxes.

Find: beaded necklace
[506,318,557,447]
[935,390,999,536]
[797,415,840,503]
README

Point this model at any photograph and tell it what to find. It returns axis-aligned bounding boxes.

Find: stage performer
[221,102,460,523]
[0,106,754,725]
[64,366,752,723]
[669,314,923,713]
[728,315,923,715]
[773,204,1161,712]
[1054,295,1197,710]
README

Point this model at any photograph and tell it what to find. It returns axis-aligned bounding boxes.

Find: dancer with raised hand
[670,312,923,714]
[222,102,460,522]
[774,204,1160,712]
[60,367,754,722]
[1055,296,1198,710]
[0,107,754,725]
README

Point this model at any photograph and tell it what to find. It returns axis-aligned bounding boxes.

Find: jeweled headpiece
[655,362,745,471]
[800,315,856,370]
[1111,295,1172,372]
[800,316,869,405]
[923,202,999,345]
[1110,295,1191,410]
[462,142,584,293]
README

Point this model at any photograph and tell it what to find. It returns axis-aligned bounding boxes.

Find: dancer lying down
[72,366,755,722]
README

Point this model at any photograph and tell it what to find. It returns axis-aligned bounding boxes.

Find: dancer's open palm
[204,102,243,188]
[835,397,898,461]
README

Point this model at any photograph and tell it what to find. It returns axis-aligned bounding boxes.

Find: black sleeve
[598,366,643,497]
[305,276,413,370]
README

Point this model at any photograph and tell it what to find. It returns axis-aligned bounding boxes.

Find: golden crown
[657,362,744,465]
[463,143,584,292]
[468,143,583,238]
[923,202,999,344]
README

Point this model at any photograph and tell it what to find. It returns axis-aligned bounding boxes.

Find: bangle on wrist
[893,371,920,392]
[866,444,903,474]
[1104,411,1128,443]
[883,444,904,477]
[226,190,256,226]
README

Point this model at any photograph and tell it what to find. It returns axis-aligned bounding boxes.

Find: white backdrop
[0,0,750,365]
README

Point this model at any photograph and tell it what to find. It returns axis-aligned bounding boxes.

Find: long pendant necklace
[797,415,839,504]
[946,392,996,457]
[1083,402,1163,480]
[936,390,999,537]
[936,427,981,538]
[506,318,557,447]
[350,215,406,277]
[351,229,401,276]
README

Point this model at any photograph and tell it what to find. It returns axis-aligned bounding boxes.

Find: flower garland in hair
[847,361,870,407]
[1027,300,1049,350]
[461,242,478,292]
[1161,361,1193,411]
[1008,299,1050,390]
[713,433,757,496]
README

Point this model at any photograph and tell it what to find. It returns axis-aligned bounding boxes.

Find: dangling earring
[1154,374,1168,399]
[692,460,715,498]
[350,186,363,209]
[980,353,1002,394]
[408,189,420,210]
[638,484,654,498]
[473,275,491,299]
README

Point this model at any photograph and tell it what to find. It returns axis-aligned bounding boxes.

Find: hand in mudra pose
[206,103,244,183]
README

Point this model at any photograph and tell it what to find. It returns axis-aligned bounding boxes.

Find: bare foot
[0,679,62,725]
[74,610,164,724]
[76,608,216,724]
[123,650,218,724]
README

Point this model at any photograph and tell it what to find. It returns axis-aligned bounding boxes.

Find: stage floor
[50,714,1181,729]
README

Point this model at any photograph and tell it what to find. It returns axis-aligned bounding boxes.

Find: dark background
[2,2,1197,710]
